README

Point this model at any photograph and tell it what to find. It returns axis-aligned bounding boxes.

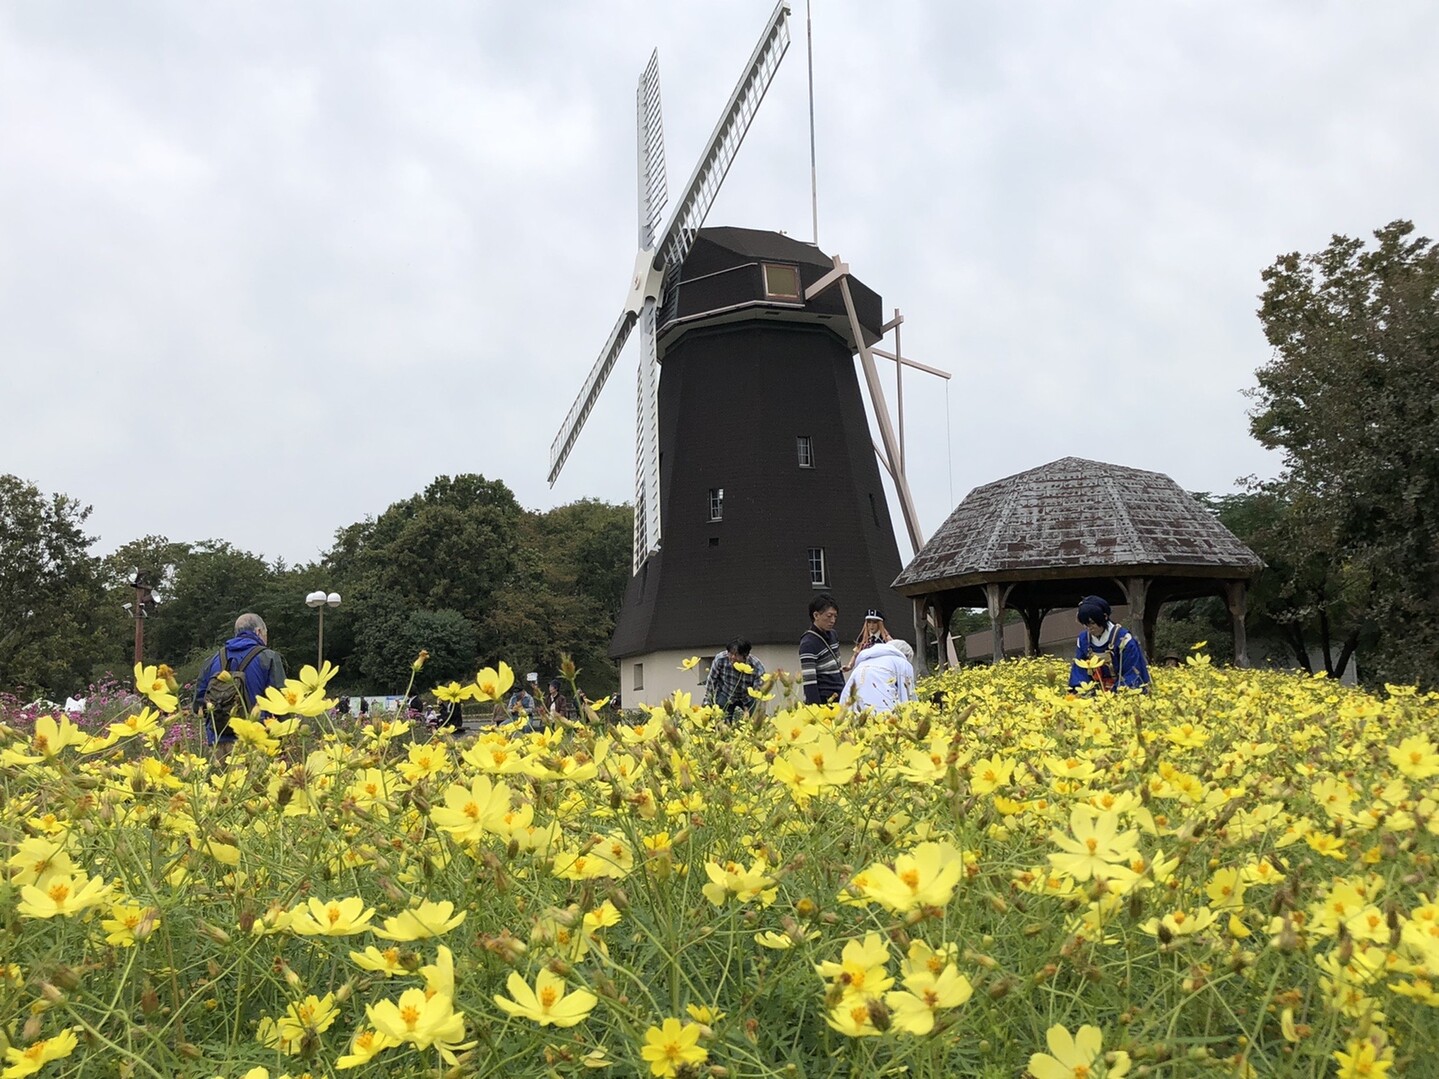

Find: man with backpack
[1067,596,1151,693]
[193,613,288,744]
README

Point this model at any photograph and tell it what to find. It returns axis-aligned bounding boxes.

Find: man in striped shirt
[799,593,844,704]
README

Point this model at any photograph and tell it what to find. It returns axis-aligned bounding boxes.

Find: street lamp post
[125,568,155,665]
[305,591,341,667]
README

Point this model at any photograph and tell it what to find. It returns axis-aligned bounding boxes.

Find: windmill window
[808,547,827,586]
[633,663,644,692]
[762,262,802,301]
[709,487,724,521]
[797,436,814,468]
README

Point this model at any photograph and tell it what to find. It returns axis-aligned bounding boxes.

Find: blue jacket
[1068,624,1151,692]
[194,630,288,741]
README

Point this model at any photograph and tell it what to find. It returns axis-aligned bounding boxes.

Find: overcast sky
[3,1,1436,567]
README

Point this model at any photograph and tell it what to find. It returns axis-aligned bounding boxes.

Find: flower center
[539,986,559,1008]
[400,1005,420,1029]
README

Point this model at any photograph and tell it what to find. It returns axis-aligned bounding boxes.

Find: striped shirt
[799,626,844,704]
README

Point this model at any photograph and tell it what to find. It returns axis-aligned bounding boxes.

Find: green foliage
[351,593,477,688]
[1251,220,1439,687]
[0,475,107,696]
[145,541,273,665]
[0,470,635,701]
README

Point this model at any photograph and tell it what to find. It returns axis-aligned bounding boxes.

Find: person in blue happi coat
[1067,595,1151,693]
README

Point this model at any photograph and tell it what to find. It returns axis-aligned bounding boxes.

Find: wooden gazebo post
[1224,581,1250,668]
[984,583,1005,665]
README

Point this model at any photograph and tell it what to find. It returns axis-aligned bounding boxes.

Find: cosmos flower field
[2,655,1438,1078]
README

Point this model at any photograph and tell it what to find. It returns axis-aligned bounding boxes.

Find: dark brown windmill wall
[609,320,904,656]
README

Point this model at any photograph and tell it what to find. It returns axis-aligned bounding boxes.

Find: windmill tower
[550,2,934,702]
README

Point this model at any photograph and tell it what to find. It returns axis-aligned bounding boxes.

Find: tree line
[0,473,631,701]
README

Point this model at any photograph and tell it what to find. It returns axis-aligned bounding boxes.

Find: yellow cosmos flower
[472,662,516,703]
[257,993,339,1055]
[101,901,160,946]
[367,987,472,1062]
[335,1027,399,1070]
[17,714,90,760]
[396,741,451,783]
[227,717,281,754]
[679,656,701,670]
[815,932,894,1002]
[433,680,476,704]
[825,1000,884,1038]
[2,1028,79,1077]
[884,964,974,1035]
[296,660,339,693]
[782,731,865,790]
[1140,907,1217,941]
[133,662,179,713]
[1388,734,1439,779]
[289,896,376,936]
[17,871,112,919]
[1028,1023,1130,1079]
[1205,868,1247,910]
[373,900,466,941]
[640,1017,708,1077]
[7,836,75,887]
[430,775,512,844]
[755,928,820,949]
[253,681,334,718]
[733,661,754,675]
[968,754,1015,795]
[421,945,456,999]
[1334,1037,1393,1079]
[702,858,777,907]
[1048,805,1141,883]
[106,707,163,742]
[349,945,409,976]
[493,968,597,1028]
[855,840,964,914]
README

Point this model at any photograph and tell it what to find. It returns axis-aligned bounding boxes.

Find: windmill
[550,2,946,701]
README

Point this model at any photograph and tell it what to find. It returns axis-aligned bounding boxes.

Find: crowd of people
[194,591,1153,747]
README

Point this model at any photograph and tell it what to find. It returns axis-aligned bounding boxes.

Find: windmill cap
[864,609,885,622]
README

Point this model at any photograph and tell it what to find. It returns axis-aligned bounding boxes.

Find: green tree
[1251,220,1439,686]
[350,596,476,690]
[148,542,274,667]
[0,475,108,697]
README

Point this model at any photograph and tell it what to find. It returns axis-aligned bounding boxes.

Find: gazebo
[894,457,1264,667]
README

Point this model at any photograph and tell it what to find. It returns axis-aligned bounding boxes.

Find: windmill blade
[652,0,790,278]
[548,308,639,485]
[637,49,668,251]
[632,302,663,569]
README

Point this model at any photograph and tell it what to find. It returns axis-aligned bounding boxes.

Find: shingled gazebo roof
[894,457,1262,609]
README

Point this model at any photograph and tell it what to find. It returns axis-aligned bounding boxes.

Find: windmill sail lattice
[548,1,792,571]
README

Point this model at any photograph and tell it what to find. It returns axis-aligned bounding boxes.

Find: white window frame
[762,261,802,301]
[709,487,724,521]
[797,435,814,468]
[808,546,827,586]
[632,663,644,692]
